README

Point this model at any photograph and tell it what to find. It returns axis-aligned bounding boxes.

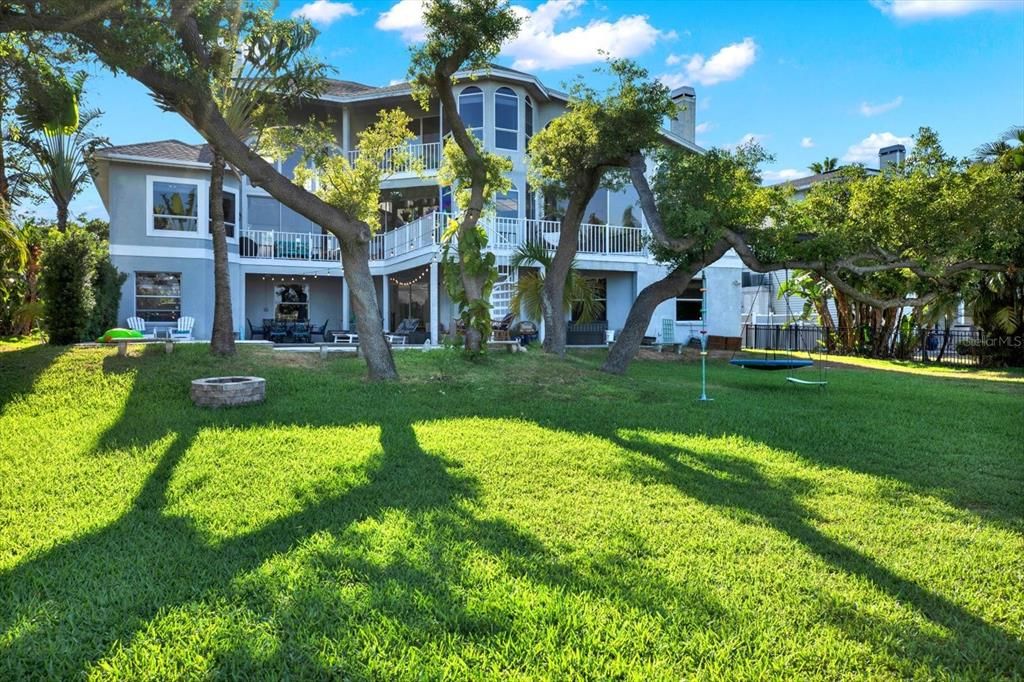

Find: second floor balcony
[344,140,443,175]
[238,211,650,266]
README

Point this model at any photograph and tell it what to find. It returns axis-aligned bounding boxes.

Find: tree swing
[729,271,828,386]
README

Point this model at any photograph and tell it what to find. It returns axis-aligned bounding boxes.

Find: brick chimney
[669,86,696,143]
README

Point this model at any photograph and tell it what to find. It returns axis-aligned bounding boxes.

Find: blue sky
[51,0,1024,221]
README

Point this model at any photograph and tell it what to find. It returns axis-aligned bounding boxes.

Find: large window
[525,96,534,148]
[248,196,279,229]
[458,86,484,141]
[495,185,519,219]
[151,181,198,233]
[135,272,181,322]
[494,86,518,151]
[676,278,703,321]
[408,115,441,144]
[572,278,607,323]
[275,284,309,321]
[525,183,536,220]
[211,189,237,239]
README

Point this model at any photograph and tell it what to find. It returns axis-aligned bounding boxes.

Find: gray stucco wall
[244,275,343,335]
[107,162,241,250]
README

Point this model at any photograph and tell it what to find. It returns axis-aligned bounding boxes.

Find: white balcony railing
[239,229,340,262]
[240,211,648,265]
[370,213,439,261]
[345,141,443,174]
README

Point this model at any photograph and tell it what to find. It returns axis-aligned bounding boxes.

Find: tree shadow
[0,343,65,414]
[611,429,1024,677]
[1,349,723,678]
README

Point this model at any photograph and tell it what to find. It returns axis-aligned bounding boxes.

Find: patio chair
[170,316,195,341]
[267,321,288,343]
[492,312,515,340]
[393,318,420,337]
[291,322,312,343]
[246,318,264,340]
[126,316,156,339]
[310,319,329,341]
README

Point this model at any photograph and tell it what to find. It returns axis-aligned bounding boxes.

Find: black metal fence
[741,324,988,367]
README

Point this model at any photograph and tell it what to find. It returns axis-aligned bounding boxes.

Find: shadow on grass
[611,429,1024,676]
[0,348,719,678]
[0,342,65,414]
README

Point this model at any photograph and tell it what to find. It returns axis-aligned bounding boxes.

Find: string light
[388,267,431,287]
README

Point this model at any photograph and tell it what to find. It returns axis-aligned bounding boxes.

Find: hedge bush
[39,227,124,344]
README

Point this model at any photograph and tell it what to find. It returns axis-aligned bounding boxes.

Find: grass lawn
[1,342,1021,679]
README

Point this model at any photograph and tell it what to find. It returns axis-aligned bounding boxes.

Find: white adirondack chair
[170,316,195,341]
[126,316,156,339]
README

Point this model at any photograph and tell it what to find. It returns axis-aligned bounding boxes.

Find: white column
[342,277,351,331]
[429,260,440,344]
[342,106,351,153]
[381,274,391,332]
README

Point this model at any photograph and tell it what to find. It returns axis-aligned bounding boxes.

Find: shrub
[86,253,127,340]
[39,227,124,344]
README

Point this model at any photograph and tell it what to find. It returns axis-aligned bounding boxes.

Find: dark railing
[741,324,987,367]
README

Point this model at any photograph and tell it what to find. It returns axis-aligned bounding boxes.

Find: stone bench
[103,339,176,356]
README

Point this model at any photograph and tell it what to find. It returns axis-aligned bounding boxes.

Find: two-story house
[91,65,746,346]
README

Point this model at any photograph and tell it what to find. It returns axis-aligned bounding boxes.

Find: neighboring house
[91,65,746,344]
[741,145,911,326]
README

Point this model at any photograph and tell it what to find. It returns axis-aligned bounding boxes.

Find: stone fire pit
[190,376,266,408]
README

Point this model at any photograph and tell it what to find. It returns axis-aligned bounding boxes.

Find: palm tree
[177,15,324,356]
[14,72,107,232]
[974,126,1024,170]
[509,241,603,325]
[808,156,838,174]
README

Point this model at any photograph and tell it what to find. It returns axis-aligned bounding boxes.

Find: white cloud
[376,0,427,42]
[725,132,768,150]
[660,37,757,88]
[503,0,669,71]
[800,136,815,148]
[695,121,713,135]
[859,95,903,117]
[292,0,358,26]
[665,53,683,66]
[762,168,804,183]
[375,0,670,68]
[843,131,913,164]
[870,0,1017,20]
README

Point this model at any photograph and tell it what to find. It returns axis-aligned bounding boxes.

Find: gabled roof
[318,63,567,104]
[322,78,375,97]
[95,139,214,166]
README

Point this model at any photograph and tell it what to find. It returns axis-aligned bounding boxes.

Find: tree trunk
[602,240,730,375]
[340,236,397,381]
[541,173,601,356]
[208,150,236,356]
[56,203,68,232]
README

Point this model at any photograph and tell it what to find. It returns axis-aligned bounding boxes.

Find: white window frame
[676,277,704,322]
[274,282,310,321]
[133,271,182,324]
[146,175,206,239]
[495,184,520,219]
[458,85,484,142]
[494,86,518,152]
[210,187,240,244]
[525,95,534,149]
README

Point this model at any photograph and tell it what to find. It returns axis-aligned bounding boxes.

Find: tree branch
[628,152,697,252]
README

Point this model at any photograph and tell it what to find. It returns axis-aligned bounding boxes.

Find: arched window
[494,86,518,151]
[496,184,519,219]
[524,96,534,148]
[458,86,484,140]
